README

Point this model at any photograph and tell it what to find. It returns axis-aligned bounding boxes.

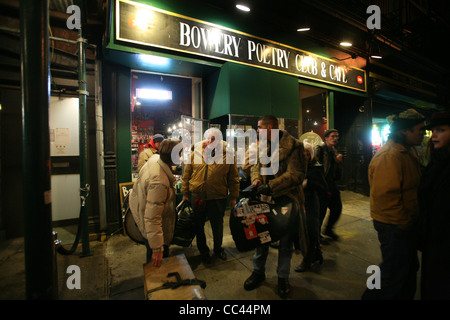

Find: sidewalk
[1,191,389,300]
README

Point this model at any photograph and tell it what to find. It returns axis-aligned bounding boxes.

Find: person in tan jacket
[129,139,180,266]
[181,128,239,264]
[137,134,164,173]
[362,109,426,300]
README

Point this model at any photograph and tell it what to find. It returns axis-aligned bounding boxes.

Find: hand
[152,251,163,267]
[229,198,237,210]
[182,195,189,202]
[257,183,272,195]
[252,179,262,186]
[336,154,343,163]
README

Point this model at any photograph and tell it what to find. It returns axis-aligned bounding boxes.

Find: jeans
[252,230,294,279]
[194,198,227,255]
[362,220,419,300]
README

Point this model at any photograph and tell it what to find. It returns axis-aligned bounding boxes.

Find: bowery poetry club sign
[116,0,367,92]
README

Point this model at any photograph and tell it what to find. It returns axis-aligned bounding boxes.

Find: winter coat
[250,130,308,253]
[181,140,240,201]
[418,150,450,299]
[368,140,422,229]
[129,155,176,251]
[137,145,158,173]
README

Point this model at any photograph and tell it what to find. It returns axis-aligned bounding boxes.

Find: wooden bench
[143,254,206,300]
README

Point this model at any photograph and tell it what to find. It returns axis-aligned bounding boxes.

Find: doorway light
[136,88,172,100]
[139,54,169,66]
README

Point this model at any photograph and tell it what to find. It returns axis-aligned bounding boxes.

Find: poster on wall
[116,0,367,92]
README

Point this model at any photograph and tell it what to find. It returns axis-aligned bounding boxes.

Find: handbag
[230,186,299,252]
[171,200,196,247]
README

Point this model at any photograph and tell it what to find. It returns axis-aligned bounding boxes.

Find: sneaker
[277,277,291,298]
[244,272,265,291]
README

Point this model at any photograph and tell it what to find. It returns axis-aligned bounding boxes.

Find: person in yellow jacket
[362,108,426,300]
[181,128,239,264]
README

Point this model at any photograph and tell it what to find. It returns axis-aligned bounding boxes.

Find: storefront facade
[101,0,372,231]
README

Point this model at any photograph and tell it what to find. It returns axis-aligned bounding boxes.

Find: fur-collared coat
[250,130,308,253]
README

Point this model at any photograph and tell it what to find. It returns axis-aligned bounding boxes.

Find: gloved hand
[257,183,272,195]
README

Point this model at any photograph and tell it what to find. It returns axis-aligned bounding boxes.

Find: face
[257,120,272,140]
[206,135,215,146]
[325,132,339,147]
[154,141,162,150]
[403,122,426,147]
[431,125,450,149]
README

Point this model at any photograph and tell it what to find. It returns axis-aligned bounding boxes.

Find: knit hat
[387,109,425,132]
[425,111,450,129]
[152,134,164,143]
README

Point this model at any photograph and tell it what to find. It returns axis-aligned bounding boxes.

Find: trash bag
[171,200,196,247]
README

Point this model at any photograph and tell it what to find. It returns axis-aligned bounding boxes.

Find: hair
[159,139,181,164]
[204,127,223,141]
[260,115,279,129]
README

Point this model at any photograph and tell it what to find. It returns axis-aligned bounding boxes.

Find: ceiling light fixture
[297,27,311,32]
[236,4,250,12]
[340,41,353,47]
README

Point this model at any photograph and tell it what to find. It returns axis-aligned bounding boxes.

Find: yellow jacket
[181,141,239,200]
[369,140,422,228]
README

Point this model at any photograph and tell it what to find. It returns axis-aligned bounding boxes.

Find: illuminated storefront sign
[116,0,367,92]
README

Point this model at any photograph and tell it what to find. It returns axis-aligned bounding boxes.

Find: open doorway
[299,84,328,137]
[130,71,199,178]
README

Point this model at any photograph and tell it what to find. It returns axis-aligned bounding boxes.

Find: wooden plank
[143,254,206,300]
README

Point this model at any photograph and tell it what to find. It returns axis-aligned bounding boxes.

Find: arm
[144,182,169,267]
[269,144,307,196]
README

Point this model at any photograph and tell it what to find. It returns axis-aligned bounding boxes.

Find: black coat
[418,150,450,300]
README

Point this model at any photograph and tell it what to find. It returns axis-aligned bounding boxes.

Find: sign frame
[115,0,367,92]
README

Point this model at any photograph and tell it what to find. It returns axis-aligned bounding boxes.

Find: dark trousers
[194,198,227,255]
[319,183,342,233]
[304,190,321,254]
[362,220,419,300]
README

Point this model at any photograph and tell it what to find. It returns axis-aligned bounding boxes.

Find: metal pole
[20,0,56,299]
[78,26,92,257]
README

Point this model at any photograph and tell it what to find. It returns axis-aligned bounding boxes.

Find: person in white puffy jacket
[129,139,180,267]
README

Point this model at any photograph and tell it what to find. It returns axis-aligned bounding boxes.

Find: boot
[277,277,291,298]
[295,256,311,272]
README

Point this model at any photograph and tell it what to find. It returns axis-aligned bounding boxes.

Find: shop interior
[130,71,193,177]
[299,84,328,137]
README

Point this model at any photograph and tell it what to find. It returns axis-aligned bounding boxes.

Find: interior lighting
[136,88,172,100]
[297,27,311,32]
[236,4,250,12]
